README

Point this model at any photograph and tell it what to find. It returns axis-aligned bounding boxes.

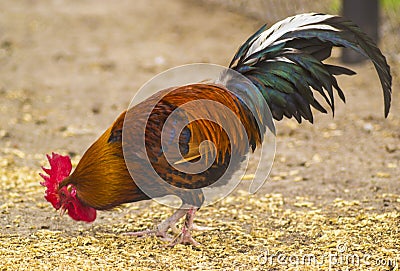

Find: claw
[125,204,209,247]
[167,206,201,247]
[125,229,173,241]
[124,204,188,241]
[124,227,172,241]
[168,225,200,247]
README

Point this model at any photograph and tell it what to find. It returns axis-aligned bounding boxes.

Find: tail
[229,13,392,123]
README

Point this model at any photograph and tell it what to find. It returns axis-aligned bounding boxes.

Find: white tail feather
[246,13,336,59]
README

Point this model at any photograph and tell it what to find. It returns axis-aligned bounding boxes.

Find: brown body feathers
[61,84,260,209]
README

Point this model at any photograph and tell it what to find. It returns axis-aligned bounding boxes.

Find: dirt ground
[0,0,399,270]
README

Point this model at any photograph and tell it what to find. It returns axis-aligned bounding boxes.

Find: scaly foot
[168,207,200,247]
[125,206,187,241]
[126,204,210,246]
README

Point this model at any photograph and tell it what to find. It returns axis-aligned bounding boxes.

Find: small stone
[241,174,255,180]
[0,129,9,138]
[294,176,303,182]
[363,123,373,132]
[22,113,32,122]
[154,56,166,66]
[376,172,391,178]
[385,144,397,153]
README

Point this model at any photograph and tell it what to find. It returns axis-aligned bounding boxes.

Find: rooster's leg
[155,207,187,236]
[168,206,200,246]
[127,204,188,240]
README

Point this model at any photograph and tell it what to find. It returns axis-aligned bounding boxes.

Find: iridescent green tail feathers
[230,13,392,123]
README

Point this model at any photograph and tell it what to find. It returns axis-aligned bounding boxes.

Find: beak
[59,205,66,217]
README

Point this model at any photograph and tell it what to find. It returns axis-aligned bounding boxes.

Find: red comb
[40,152,72,209]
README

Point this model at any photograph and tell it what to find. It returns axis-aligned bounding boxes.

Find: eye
[59,188,68,200]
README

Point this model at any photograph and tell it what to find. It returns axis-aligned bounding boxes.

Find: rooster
[40,13,392,246]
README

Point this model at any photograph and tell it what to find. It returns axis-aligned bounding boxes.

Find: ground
[0,1,399,270]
